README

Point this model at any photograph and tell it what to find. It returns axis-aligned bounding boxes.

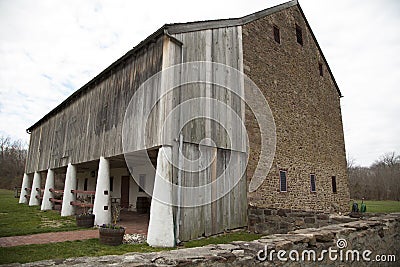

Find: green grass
[356,200,400,213]
[0,189,262,264]
[0,231,262,264]
[0,189,80,237]
[0,239,171,264]
[0,232,261,264]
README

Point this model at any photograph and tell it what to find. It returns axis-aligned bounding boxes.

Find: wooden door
[121,176,130,208]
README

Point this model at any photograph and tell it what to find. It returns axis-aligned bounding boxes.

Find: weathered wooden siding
[26,26,248,241]
[26,36,164,173]
[176,143,248,241]
[122,35,183,152]
[124,28,248,241]
[27,26,245,168]
[170,26,248,241]
[171,27,245,151]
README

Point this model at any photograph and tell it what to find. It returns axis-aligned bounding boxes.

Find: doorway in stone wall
[121,176,130,209]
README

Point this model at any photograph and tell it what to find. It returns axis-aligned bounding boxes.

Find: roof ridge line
[165,0,298,34]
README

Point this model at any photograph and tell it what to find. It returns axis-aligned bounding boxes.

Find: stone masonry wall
[248,207,357,236]
[242,5,350,212]
[23,213,400,266]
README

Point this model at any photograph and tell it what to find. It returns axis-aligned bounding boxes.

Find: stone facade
[248,207,357,236]
[243,5,350,212]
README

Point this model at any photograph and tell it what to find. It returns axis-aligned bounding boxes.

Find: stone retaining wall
[17,213,399,266]
[248,207,358,235]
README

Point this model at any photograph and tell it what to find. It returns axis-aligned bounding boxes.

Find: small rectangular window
[310,174,316,192]
[332,176,337,193]
[279,170,287,192]
[273,25,280,44]
[296,24,303,45]
[110,176,114,192]
[319,63,323,76]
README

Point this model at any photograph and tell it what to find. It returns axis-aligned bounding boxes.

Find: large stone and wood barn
[19,0,350,247]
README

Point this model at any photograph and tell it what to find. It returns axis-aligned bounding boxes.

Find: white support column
[41,169,55,211]
[61,163,77,216]
[29,171,41,206]
[93,157,111,226]
[147,146,175,247]
[19,173,30,204]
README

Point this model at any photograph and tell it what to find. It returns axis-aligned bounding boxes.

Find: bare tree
[0,136,11,161]
[379,152,400,167]
[349,152,400,201]
[347,154,356,169]
[0,135,27,189]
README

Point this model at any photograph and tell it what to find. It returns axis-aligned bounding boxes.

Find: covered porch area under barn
[18,149,159,233]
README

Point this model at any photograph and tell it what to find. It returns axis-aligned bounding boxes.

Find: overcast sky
[0,0,399,167]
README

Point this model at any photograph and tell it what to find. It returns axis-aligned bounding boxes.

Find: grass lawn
[0,188,262,264]
[0,189,80,237]
[356,200,400,213]
[0,239,171,264]
[0,232,262,264]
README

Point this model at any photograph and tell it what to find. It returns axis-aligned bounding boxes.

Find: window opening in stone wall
[273,25,280,44]
[296,24,303,45]
[310,174,316,192]
[110,176,114,192]
[319,62,323,76]
[332,176,337,193]
[279,170,287,192]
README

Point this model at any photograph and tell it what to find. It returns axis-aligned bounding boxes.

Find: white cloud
[0,0,399,166]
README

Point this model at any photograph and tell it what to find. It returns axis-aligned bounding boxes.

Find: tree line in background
[348,152,400,201]
[0,136,27,189]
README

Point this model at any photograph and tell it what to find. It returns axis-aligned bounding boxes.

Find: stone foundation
[248,207,357,235]
[18,213,399,266]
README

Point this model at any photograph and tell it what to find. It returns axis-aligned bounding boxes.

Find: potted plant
[99,203,125,246]
[76,199,95,228]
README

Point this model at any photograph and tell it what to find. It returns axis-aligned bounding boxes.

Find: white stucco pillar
[147,146,175,247]
[19,173,30,204]
[61,163,77,216]
[29,171,41,206]
[93,157,111,226]
[41,169,55,211]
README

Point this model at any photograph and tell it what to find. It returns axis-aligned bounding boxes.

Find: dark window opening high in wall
[296,24,303,45]
[319,62,323,76]
[273,25,280,44]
